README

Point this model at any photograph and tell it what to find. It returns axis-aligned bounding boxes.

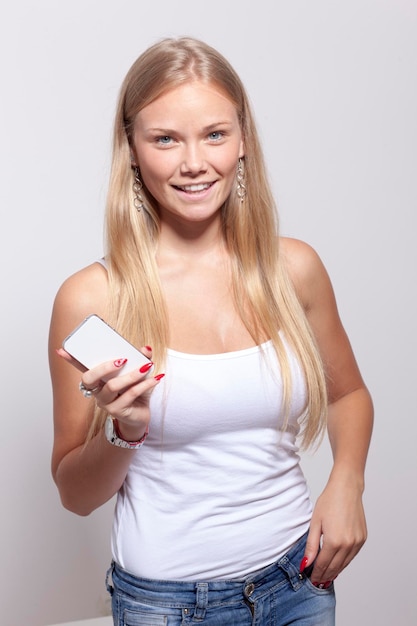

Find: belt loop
[193,582,208,619]
[278,556,303,591]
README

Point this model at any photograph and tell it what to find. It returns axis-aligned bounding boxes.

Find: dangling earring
[133,166,145,212]
[236,158,246,203]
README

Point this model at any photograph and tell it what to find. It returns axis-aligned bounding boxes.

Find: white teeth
[179,183,211,192]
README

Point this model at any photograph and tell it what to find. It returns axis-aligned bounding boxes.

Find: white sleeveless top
[111,338,313,581]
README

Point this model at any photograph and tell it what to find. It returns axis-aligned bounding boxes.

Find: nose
[180,142,208,176]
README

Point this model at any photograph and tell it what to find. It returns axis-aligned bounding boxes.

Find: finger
[299,526,321,575]
[310,539,360,584]
[101,374,163,419]
[83,353,155,390]
[56,348,88,373]
[310,546,340,584]
[141,345,153,360]
[79,381,104,399]
[95,364,164,410]
[80,357,130,391]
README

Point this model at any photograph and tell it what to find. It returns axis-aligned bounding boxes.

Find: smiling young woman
[49,36,373,626]
[131,82,245,229]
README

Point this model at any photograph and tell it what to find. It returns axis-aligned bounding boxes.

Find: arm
[49,263,162,516]
[282,238,374,585]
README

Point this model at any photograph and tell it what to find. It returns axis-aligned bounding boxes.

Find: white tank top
[111,337,312,580]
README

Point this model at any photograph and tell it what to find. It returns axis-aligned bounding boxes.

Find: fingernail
[313,580,333,589]
[299,557,308,573]
[114,358,128,367]
[145,345,152,352]
[154,373,165,381]
[139,362,153,373]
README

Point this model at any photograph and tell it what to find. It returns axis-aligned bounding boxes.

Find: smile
[174,183,213,193]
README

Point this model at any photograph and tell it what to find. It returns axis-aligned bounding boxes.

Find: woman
[49,37,373,625]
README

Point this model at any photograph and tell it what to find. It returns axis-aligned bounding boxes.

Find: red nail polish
[114,358,128,368]
[145,345,152,352]
[154,373,165,381]
[299,557,308,573]
[139,362,153,373]
[313,580,333,589]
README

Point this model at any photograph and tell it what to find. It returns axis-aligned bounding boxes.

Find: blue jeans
[106,532,335,625]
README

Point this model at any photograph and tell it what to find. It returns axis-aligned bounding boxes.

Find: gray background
[1,1,415,624]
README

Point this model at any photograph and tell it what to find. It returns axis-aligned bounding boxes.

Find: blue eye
[208,131,223,141]
[157,136,172,145]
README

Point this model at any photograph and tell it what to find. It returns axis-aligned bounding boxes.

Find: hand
[57,346,164,441]
[301,477,367,586]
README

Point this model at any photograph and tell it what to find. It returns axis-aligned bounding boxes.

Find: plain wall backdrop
[1,1,415,624]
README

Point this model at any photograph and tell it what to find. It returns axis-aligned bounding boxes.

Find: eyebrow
[146,121,234,134]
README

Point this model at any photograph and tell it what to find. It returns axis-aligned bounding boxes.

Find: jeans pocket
[304,576,335,594]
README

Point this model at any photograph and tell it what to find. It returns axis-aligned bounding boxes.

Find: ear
[238,138,245,159]
[130,146,138,167]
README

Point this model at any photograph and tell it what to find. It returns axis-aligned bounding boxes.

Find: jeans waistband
[108,531,308,608]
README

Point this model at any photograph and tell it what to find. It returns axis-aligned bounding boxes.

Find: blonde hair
[93,37,327,448]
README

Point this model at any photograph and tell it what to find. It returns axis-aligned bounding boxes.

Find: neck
[157,212,225,259]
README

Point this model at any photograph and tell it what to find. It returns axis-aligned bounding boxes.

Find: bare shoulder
[49,262,109,348]
[54,262,108,314]
[280,236,324,275]
[279,237,332,309]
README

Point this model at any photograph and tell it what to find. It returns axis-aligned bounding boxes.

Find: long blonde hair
[94,37,327,448]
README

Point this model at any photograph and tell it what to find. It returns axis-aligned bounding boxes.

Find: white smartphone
[62,314,152,379]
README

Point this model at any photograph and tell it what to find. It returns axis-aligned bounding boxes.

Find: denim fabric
[106,532,335,626]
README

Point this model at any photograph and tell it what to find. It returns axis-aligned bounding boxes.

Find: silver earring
[236,158,246,203]
[133,167,145,212]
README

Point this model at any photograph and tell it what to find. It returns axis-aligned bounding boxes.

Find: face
[131,81,244,228]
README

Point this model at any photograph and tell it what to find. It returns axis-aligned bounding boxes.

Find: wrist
[104,416,149,449]
[114,419,148,443]
[328,465,365,493]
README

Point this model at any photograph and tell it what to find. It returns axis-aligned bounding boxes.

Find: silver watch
[105,416,148,449]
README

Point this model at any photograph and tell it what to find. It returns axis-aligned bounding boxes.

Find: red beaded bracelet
[113,418,149,445]
[105,415,149,449]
